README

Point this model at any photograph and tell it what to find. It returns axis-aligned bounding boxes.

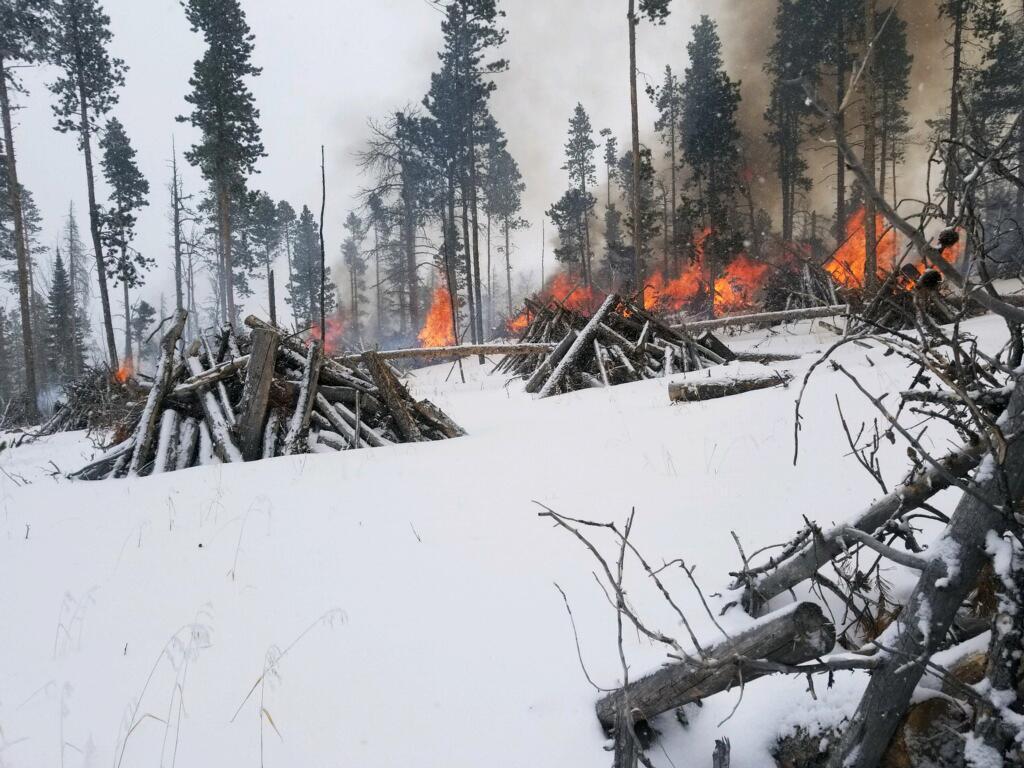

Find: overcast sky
[6,0,947,326]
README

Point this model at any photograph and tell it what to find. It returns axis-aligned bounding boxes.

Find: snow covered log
[337,342,556,363]
[282,340,323,455]
[827,378,1024,768]
[668,372,793,403]
[672,305,848,332]
[595,601,835,732]
[538,294,618,398]
[186,354,243,463]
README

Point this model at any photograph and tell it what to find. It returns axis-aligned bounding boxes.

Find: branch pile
[70,311,464,480]
[495,294,737,397]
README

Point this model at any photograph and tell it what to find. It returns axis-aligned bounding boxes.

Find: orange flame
[419,287,456,347]
[825,207,900,290]
[506,272,603,332]
[310,315,346,354]
[715,254,771,313]
[113,360,134,384]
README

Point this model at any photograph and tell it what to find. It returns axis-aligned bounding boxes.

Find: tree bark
[237,327,279,460]
[0,58,39,418]
[538,294,618,398]
[172,142,184,314]
[945,0,965,222]
[217,179,235,325]
[668,372,792,403]
[628,0,643,303]
[595,601,835,731]
[862,0,879,295]
[363,350,423,442]
[827,379,1024,768]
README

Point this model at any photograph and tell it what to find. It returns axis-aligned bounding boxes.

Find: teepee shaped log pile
[71,311,464,480]
[495,294,737,398]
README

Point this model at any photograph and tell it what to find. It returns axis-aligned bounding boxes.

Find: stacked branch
[69,312,464,480]
[496,294,737,397]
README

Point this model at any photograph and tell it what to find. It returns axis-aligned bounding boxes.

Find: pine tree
[287,205,335,329]
[178,0,265,324]
[765,0,818,243]
[63,202,89,373]
[341,212,367,340]
[680,15,741,312]
[249,191,279,324]
[130,299,156,362]
[617,147,660,283]
[99,117,150,364]
[1,0,52,417]
[649,65,683,268]
[874,6,912,204]
[483,142,526,317]
[562,103,597,286]
[276,200,296,288]
[45,248,84,384]
[50,0,126,369]
[547,188,594,276]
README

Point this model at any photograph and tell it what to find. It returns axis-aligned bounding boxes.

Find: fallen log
[171,354,250,397]
[364,351,423,442]
[336,342,556,364]
[595,601,835,732]
[732,351,802,364]
[668,372,793,403]
[742,436,988,613]
[186,354,243,463]
[524,330,577,394]
[672,304,848,333]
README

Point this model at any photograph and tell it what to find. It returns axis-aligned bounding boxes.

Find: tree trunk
[217,179,235,325]
[945,0,964,222]
[402,162,420,329]
[460,179,478,344]
[862,0,879,295]
[538,294,618,398]
[77,76,118,368]
[0,59,39,419]
[827,379,1024,768]
[172,144,184,314]
[628,0,643,303]
[267,263,276,326]
[505,219,513,317]
[668,372,792,403]
[123,275,133,363]
[469,139,485,344]
[835,15,848,241]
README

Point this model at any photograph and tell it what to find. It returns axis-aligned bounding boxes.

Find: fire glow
[419,286,456,347]
[506,272,602,333]
[113,360,133,384]
[824,207,900,290]
[310,316,346,354]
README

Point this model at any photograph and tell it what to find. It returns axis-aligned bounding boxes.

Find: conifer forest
[3,1,1024,766]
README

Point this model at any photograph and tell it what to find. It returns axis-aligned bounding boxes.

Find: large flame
[419,287,456,347]
[715,254,771,313]
[310,315,346,354]
[825,207,900,290]
[506,272,602,332]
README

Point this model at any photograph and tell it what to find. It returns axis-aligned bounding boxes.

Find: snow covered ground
[0,314,1009,767]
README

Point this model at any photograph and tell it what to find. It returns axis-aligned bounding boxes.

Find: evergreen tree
[562,104,597,286]
[483,142,526,317]
[99,117,150,364]
[617,148,660,283]
[63,203,90,373]
[547,188,595,276]
[341,212,367,340]
[45,248,84,384]
[874,6,912,204]
[276,200,296,288]
[423,0,508,345]
[764,0,818,243]
[49,0,126,369]
[129,299,156,362]
[680,15,741,311]
[1,0,52,417]
[649,65,683,268]
[249,191,280,324]
[178,0,265,324]
[287,205,335,329]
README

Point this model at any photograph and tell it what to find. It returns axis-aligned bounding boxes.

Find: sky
[6,0,949,331]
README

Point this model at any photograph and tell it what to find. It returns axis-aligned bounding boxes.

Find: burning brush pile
[70,310,464,481]
[35,365,144,439]
[496,292,737,398]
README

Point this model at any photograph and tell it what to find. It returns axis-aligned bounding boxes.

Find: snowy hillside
[0,316,1006,767]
